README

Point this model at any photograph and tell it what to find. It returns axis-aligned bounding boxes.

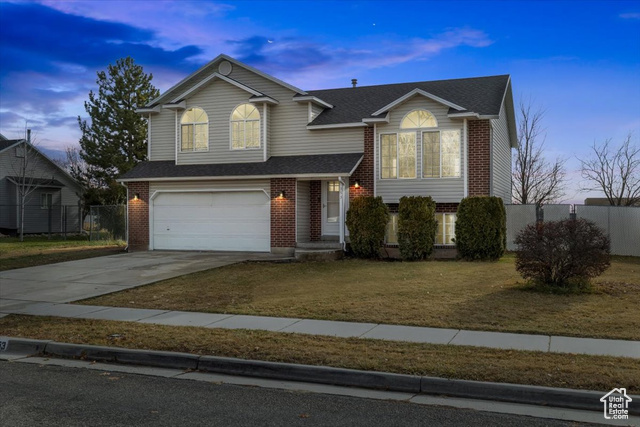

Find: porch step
[296,241,342,250]
[295,248,344,262]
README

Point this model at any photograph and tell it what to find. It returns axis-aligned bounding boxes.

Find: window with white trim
[423,130,461,178]
[231,103,260,149]
[380,133,416,179]
[385,213,399,244]
[181,107,208,151]
[435,213,456,245]
[41,193,53,209]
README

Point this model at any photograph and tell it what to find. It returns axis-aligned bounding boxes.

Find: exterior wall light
[133,193,140,200]
[277,190,285,199]
[354,179,360,189]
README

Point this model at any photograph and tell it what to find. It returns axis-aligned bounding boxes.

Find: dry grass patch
[1,315,638,393]
[83,255,640,340]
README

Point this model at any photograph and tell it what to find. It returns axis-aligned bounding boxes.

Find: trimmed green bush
[455,196,506,260]
[346,196,389,258]
[397,196,437,260]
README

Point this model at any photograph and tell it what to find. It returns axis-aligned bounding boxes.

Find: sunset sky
[1,0,638,202]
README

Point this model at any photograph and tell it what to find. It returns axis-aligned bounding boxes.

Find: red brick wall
[127,181,149,250]
[435,203,459,213]
[349,126,375,201]
[271,178,296,248]
[309,180,321,241]
[468,120,491,196]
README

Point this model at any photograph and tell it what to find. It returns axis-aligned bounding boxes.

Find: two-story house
[119,54,516,255]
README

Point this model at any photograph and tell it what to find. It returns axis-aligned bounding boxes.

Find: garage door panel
[152,191,270,252]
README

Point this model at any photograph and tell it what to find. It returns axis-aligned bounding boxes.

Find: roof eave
[306,122,368,130]
[292,96,334,109]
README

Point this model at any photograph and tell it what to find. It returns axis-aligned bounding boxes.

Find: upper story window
[231,103,260,150]
[181,107,208,151]
[423,130,461,178]
[380,133,416,179]
[400,109,437,129]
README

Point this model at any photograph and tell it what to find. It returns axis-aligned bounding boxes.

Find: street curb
[198,355,421,393]
[1,337,638,414]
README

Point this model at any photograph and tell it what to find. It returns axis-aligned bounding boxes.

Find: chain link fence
[505,204,640,256]
[87,205,126,241]
[0,204,82,236]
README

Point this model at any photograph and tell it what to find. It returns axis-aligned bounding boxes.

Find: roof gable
[371,88,466,116]
[148,54,306,107]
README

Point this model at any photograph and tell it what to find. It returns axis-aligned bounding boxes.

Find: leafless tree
[9,129,56,241]
[579,134,640,206]
[512,100,567,205]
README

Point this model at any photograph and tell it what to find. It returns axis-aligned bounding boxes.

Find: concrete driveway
[0,251,286,311]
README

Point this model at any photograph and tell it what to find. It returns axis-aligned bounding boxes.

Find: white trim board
[372,89,466,116]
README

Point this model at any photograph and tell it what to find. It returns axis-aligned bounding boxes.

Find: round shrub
[346,196,389,258]
[514,218,610,291]
[455,196,506,260]
[397,196,437,261]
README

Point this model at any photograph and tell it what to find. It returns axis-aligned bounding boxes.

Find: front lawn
[0,235,125,271]
[1,315,637,393]
[82,255,640,341]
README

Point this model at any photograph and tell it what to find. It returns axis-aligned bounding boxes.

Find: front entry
[321,180,340,236]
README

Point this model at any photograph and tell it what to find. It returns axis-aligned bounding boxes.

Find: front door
[321,180,340,236]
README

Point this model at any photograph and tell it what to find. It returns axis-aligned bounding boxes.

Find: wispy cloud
[619,12,640,19]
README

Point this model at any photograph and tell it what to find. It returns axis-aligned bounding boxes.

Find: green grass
[0,235,125,270]
[1,315,637,393]
[83,254,640,340]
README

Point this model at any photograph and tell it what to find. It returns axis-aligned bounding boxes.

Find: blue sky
[1,0,638,202]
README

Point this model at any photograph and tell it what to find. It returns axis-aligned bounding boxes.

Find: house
[0,135,83,234]
[119,54,516,255]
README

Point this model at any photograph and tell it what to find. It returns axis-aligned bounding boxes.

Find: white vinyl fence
[505,204,640,257]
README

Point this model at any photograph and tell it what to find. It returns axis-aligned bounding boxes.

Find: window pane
[381,134,397,179]
[327,181,340,223]
[441,130,461,177]
[194,124,208,150]
[422,132,440,178]
[231,122,242,149]
[435,213,444,244]
[181,109,194,123]
[401,110,437,128]
[247,105,260,120]
[398,132,416,178]
[386,214,398,244]
[181,124,193,151]
[246,121,259,147]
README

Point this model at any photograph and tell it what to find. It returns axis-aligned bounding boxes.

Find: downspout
[121,182,129,252]
[339,177,345,250]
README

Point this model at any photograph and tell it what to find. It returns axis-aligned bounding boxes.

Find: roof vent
[351,78,357,88]
[218,60,232,76]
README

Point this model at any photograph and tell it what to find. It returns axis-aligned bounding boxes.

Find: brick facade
[349,126,375,201]
[468,119,491,197]
[127,181,149,251]
[270,177,296,249]
[309,180,321,241]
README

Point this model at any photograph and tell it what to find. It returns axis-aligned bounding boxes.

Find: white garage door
[152,191,270,251]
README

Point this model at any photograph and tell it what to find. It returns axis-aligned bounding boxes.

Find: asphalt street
[0,361,588,427]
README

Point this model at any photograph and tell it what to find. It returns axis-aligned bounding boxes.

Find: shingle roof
[0,139,23,152]
[7,177,65,187]
[119,153,364,180]
[304,75,510,126]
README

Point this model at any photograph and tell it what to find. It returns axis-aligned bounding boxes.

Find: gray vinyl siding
[149,109,176,161]
[310,104,324,122]
[178,81,265,165]
[228,66,363,156]
[296,180,310,242]
[491,103,513,203]
[375,96,464,203]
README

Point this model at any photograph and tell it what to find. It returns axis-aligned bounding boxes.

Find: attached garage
[151,190,270,252]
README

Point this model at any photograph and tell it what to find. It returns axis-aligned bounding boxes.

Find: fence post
[89,206,93,242]
[535,204,544,224]
[48,204,52,239]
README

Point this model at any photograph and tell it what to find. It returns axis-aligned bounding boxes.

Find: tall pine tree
[78,57,159,203]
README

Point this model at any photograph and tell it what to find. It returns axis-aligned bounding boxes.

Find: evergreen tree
[78,57,159,203]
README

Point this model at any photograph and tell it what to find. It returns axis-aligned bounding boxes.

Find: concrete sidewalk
[1,302,638,359]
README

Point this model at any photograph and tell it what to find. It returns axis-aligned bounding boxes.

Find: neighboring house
[0,136,83,234]
[119,54,517,254]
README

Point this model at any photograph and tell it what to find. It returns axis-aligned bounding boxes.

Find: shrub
[455,196,506,260]
[515,218,610,291]
[397,196,437,260]
[346,196,389,258]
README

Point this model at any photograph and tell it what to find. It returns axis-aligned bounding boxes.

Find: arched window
[400,109,437,129]
[181,107,208,151]
[231,104,260,149]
